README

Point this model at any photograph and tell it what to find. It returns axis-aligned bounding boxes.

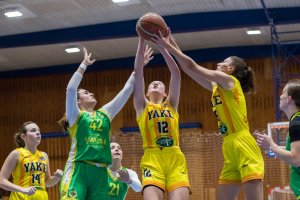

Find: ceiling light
[246,29,262,35]
[4,10,23,18]
[65,47,80,53]
[112,0,129,3]
[2,4,37,19]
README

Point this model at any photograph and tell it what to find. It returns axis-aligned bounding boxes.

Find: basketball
[136,12,168,40]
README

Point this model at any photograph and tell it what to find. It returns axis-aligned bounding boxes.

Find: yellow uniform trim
[217,88,235,133]
[82,160,107,168]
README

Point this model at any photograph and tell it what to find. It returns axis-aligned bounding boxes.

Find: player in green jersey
[59,48,137,200]
[257,79,300,200]
[107,142,142,200]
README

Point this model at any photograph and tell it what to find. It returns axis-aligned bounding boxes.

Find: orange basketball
[136,12,168,40]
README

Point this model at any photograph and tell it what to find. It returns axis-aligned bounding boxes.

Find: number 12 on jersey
[158,121,168,133]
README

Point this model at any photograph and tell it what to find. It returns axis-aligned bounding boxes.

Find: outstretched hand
[117,169,132,184]
[143,45,154,66]
[82,47,96,66]
[151,29,171,50]
[254,130,275,150]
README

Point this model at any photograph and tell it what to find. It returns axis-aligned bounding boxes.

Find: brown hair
[58,113,69,132]
[286,79,300,107]
[110,136,118,143]
[230,56,256,94]
[58,88,82,131]
[14,121,35,148]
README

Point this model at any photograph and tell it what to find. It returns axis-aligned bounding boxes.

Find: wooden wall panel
[0,57,282,135]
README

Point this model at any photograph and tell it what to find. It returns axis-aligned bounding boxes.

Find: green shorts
[290,169,300,198]
[60,161,109,200]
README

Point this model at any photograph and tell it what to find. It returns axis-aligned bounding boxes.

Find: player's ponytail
[14,132,25,148]
[230,56,256,94]
[58,113,69,132]
[58,88,82,132]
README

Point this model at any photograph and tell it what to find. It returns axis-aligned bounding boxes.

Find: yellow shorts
[9,190,48,200]
[219,131,264,184]
[140,146,190,192]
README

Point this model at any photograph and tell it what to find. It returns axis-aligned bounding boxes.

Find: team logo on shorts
[69,189,77,198]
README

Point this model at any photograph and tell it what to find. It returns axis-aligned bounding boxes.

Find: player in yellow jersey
[0,121,62,200]
[134,33,190,200]
[152,31,264,200]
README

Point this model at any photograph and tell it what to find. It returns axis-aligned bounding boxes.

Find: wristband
[79,63,87,71]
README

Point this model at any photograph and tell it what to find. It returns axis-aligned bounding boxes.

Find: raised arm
[101,38,153,120]
[133,37,154,116]
[152,31,233,91]
[0,150,36,195]
[155,43,181,110]
[101,72,135,121]
[66,48,95,126]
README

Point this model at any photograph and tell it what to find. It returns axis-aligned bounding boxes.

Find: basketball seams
[136,12,168,40]
[138,21,166,31]
[137,23,156,38]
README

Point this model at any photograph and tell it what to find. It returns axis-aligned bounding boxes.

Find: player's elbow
[186,58,196,69]
[137,185,143,192]
[291,160,300,167]
[131,183,142,193]
[289,152,300,167]
[289,156,300,167]
[0,177,6,188]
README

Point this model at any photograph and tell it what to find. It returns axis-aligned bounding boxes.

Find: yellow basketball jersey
[12,148,47,190]
[137,101,179,148]
[211,76,249,135]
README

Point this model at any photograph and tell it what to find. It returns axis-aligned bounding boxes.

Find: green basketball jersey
[67,109,111,164]
[107,167,130,200]
[286,111,300,197]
